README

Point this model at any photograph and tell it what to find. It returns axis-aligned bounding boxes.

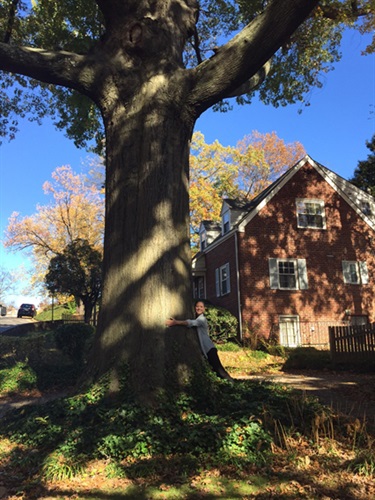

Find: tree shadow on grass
[0,377,373,499]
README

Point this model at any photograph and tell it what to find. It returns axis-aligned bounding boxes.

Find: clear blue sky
[0,28,374,307]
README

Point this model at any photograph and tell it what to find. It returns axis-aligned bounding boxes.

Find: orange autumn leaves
[190,131,305,248]
[4,165,104,286]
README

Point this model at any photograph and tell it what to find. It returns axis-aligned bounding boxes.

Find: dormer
[199,221,221,251]
[220,199,252,235]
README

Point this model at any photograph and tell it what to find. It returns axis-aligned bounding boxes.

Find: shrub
[258,338,288,358]
[283,347,332,370]
[54,323,94,364]
[204,305,238,343]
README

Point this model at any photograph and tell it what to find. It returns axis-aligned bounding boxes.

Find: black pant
[207,348,233,381]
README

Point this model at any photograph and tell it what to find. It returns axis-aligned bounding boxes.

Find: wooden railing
[329,323,375,363]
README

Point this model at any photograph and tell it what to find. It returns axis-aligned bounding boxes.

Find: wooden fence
[329,323,375,363]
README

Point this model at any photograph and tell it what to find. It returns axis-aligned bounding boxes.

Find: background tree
[5,165,104,289]
[190,130,305,247]
[350,134,375,196]
[0,0,373,402]
[45,239,102,323]
[0,266,14,302]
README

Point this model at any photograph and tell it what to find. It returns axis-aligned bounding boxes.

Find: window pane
[198,277,204,298]
[221,267,228,294]
[297,200,324,228]
[278,261,297,289]
[349,263,359,283]
[222,211,230,233]
[305,202,322,215]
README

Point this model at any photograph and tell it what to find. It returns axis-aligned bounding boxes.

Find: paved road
[0,316,35,334]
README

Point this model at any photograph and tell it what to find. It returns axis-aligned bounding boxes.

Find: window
[342,261,369,285]
[200,229,207,251]
[278,260,297,289]
[269,258,308,290]
[296,199,326,229]
[193,276,205,299]
[215,263,231,296]
[222,210,230,234]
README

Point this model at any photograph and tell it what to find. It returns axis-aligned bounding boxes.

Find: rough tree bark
[0,0,320,403]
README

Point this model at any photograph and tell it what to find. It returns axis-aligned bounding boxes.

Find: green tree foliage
[0,1,373,148]
[350,134,375,196]
[45,239,102,323]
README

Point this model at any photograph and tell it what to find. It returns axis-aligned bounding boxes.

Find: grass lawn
[0,331,374,499]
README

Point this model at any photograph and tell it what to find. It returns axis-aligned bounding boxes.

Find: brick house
[192,155,375,347]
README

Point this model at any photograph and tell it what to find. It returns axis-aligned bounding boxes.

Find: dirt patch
[0,389,70,419]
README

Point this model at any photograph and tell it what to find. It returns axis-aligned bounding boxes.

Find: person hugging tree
[166,300,234,381]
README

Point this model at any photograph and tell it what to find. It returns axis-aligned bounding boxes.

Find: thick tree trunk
[87,88,202,403]
[0,0,321,405]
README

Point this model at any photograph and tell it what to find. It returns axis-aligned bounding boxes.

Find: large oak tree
[1,0,373,402]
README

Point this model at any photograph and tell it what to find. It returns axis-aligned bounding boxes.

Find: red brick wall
[203,161,375,342]
[204,234,239,319]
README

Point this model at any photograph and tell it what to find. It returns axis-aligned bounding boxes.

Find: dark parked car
[17,303,37,318]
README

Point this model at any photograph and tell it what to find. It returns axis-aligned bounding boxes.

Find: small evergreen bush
[54,323,94,364]
[205,305,238,343]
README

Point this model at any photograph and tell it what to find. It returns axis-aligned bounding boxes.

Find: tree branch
[320,1,371,20]
[3,0,19,43]
[0,42,99,98]
[189,0,320,115]
[225,59,272,98]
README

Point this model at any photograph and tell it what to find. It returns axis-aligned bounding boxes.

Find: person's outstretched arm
[165,318,188,327]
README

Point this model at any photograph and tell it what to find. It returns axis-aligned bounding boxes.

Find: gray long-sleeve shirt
[186,313,215,358]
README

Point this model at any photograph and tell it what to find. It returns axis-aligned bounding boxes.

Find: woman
[166,301,234,381]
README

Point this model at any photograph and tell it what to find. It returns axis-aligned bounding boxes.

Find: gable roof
[236,155,375,232]
[193,155,375,258]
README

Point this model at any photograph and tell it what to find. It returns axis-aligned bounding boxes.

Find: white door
[279,316,301,347]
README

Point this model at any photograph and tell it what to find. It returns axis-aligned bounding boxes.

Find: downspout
[234,231,243,341]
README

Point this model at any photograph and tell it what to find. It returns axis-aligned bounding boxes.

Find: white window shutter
[342,261,351,284]
[297,259,308,289]
[269,258,279,289]
[359,261,369,284]
[215,268,220,297]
